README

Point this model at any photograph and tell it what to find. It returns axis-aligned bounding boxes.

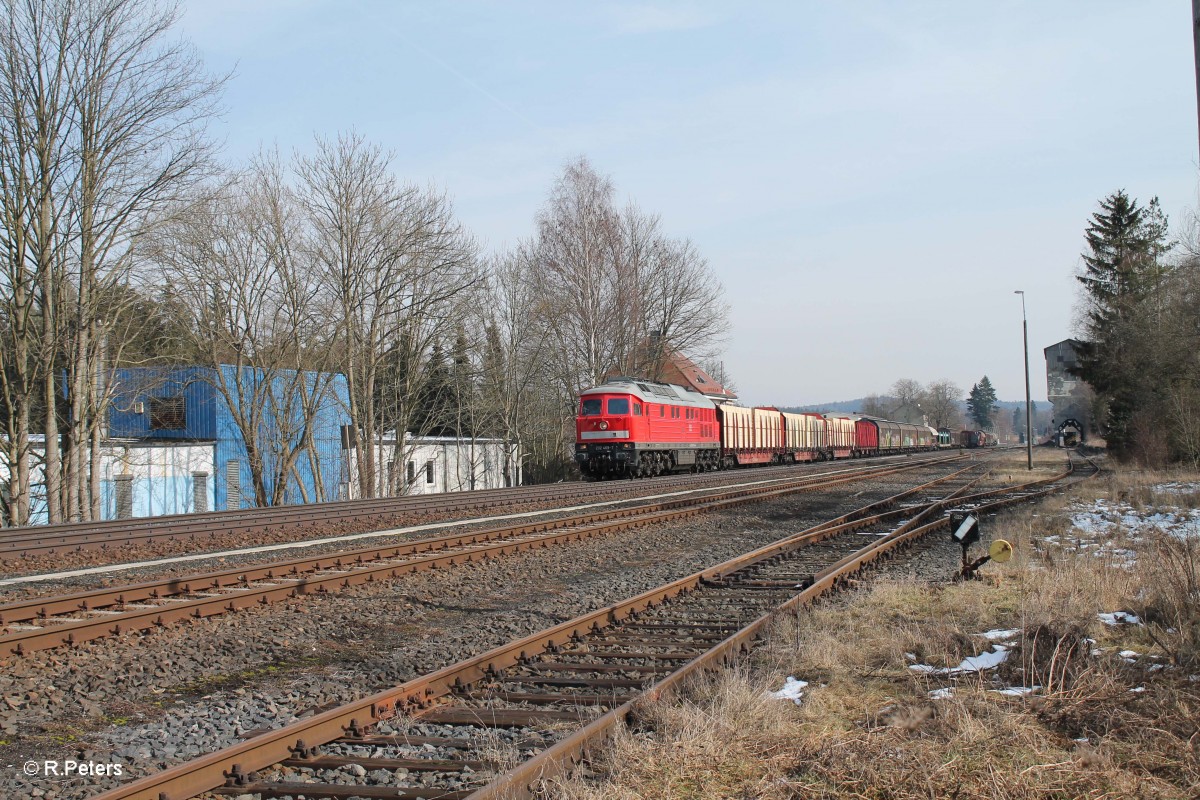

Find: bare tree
[921,379,963,430]
[857,394,890,418]
[526,157,730,477]
[146,157,339,507]
[0,0,222,522]
[0,0,77,525]
[532,157,624,395]
[623,205,729,378]
[296,131,479,498]
[478,243,552,486]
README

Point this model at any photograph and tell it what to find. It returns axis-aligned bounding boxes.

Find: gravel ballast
[0,458,1027,799]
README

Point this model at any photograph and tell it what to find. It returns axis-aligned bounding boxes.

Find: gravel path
[0,461,1010,800]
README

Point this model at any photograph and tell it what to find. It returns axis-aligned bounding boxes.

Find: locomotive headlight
[599,421,609,430]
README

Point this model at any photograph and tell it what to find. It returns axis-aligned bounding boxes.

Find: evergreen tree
[448,327,475,437]
[1075,191,1172,455]
[414,342,452,435]
[966,376,997,429]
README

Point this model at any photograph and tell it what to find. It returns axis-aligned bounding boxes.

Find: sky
[177,1,1199,406]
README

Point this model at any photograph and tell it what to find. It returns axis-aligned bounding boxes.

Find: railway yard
[0,448,1119,800]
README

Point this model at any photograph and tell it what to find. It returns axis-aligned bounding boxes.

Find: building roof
[1043,338,1082,356]
[653,349,737,401]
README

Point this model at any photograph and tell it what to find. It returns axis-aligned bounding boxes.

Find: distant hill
[780,399,867,414]
[779,399,1037,415]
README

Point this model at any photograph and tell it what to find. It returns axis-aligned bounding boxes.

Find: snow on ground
[768,676,808,705]
[910,645,1009,675]
[1098,611,1142,626]
[1067,499,1200,540]
[1038,494,1200,568]
[1152,482,1200,495]
[979,628,1020,642]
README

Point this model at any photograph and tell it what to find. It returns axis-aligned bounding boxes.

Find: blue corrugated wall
[109,367,218,439]
[212,365,350,510]
[109,366,350,511]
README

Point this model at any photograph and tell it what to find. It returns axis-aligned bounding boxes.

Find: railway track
[0,453,956,560]
[0,453,971,656]
[88,454,1090,800]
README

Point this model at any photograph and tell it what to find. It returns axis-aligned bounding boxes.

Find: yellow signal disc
[989,539,1014,563]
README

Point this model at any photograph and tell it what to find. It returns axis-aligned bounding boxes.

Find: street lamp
[1014,291,1032,470]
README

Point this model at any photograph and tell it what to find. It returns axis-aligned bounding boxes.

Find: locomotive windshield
[607,398,630,414]
[581,398,602,416]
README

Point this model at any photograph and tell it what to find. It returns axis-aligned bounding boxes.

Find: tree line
[0,0,730,525]
[856,378,965,429]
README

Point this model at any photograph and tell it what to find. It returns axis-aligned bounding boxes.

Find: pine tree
[414,342,452,435]
[966,376,997,429]
[1078,191,1160,337]
[448,327,475,437]
[1075,191,1172,455]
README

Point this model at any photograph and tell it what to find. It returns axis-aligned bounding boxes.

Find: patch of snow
[928,687,955,700]
[1118,650,1139,659]
[1129,686,1146,693]
[904,652,916,661]
[1067,499,1200,542]
[1098,611,1142,626]
[1153,482,1200,494]
[769,676,808,705]
[991,685,1041,697]
[979,629,1021,641]
[910,645,1009,676]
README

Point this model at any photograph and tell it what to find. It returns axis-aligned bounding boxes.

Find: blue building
[109,366,351,511]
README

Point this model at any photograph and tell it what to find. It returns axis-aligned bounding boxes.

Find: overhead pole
[1015,291,1033,470]
[1194,1,1200,158]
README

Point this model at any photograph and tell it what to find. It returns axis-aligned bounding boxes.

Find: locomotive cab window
[607,398,630,414]
[633,403,642,416]
[581,398,602,416]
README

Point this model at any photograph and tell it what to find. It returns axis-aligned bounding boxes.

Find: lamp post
[1014,291,1032,470]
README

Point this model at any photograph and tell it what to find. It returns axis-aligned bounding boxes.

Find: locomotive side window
[581,398,602,415]
[608,398,630,414]
[633,403,642,416]
[660,405,664,417]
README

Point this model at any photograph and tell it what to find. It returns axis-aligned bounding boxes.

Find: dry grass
[548,458,1200,799]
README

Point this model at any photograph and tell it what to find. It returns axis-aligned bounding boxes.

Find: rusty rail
[0,454,968,656]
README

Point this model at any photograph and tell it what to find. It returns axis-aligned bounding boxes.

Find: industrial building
[1044,339,1092,440]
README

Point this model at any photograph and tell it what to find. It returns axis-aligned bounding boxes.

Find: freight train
[574,377,953,479]
[960,429,999,448]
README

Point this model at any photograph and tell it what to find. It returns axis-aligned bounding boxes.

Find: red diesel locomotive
[574,378,944,479]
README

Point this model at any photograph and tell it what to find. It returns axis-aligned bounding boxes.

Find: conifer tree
[1075,191,1171,455]
[966,377,997,429]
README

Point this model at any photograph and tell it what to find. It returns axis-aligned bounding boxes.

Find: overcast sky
[178,1,1198,406]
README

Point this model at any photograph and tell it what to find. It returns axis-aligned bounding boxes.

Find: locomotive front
[574,388,638,478]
